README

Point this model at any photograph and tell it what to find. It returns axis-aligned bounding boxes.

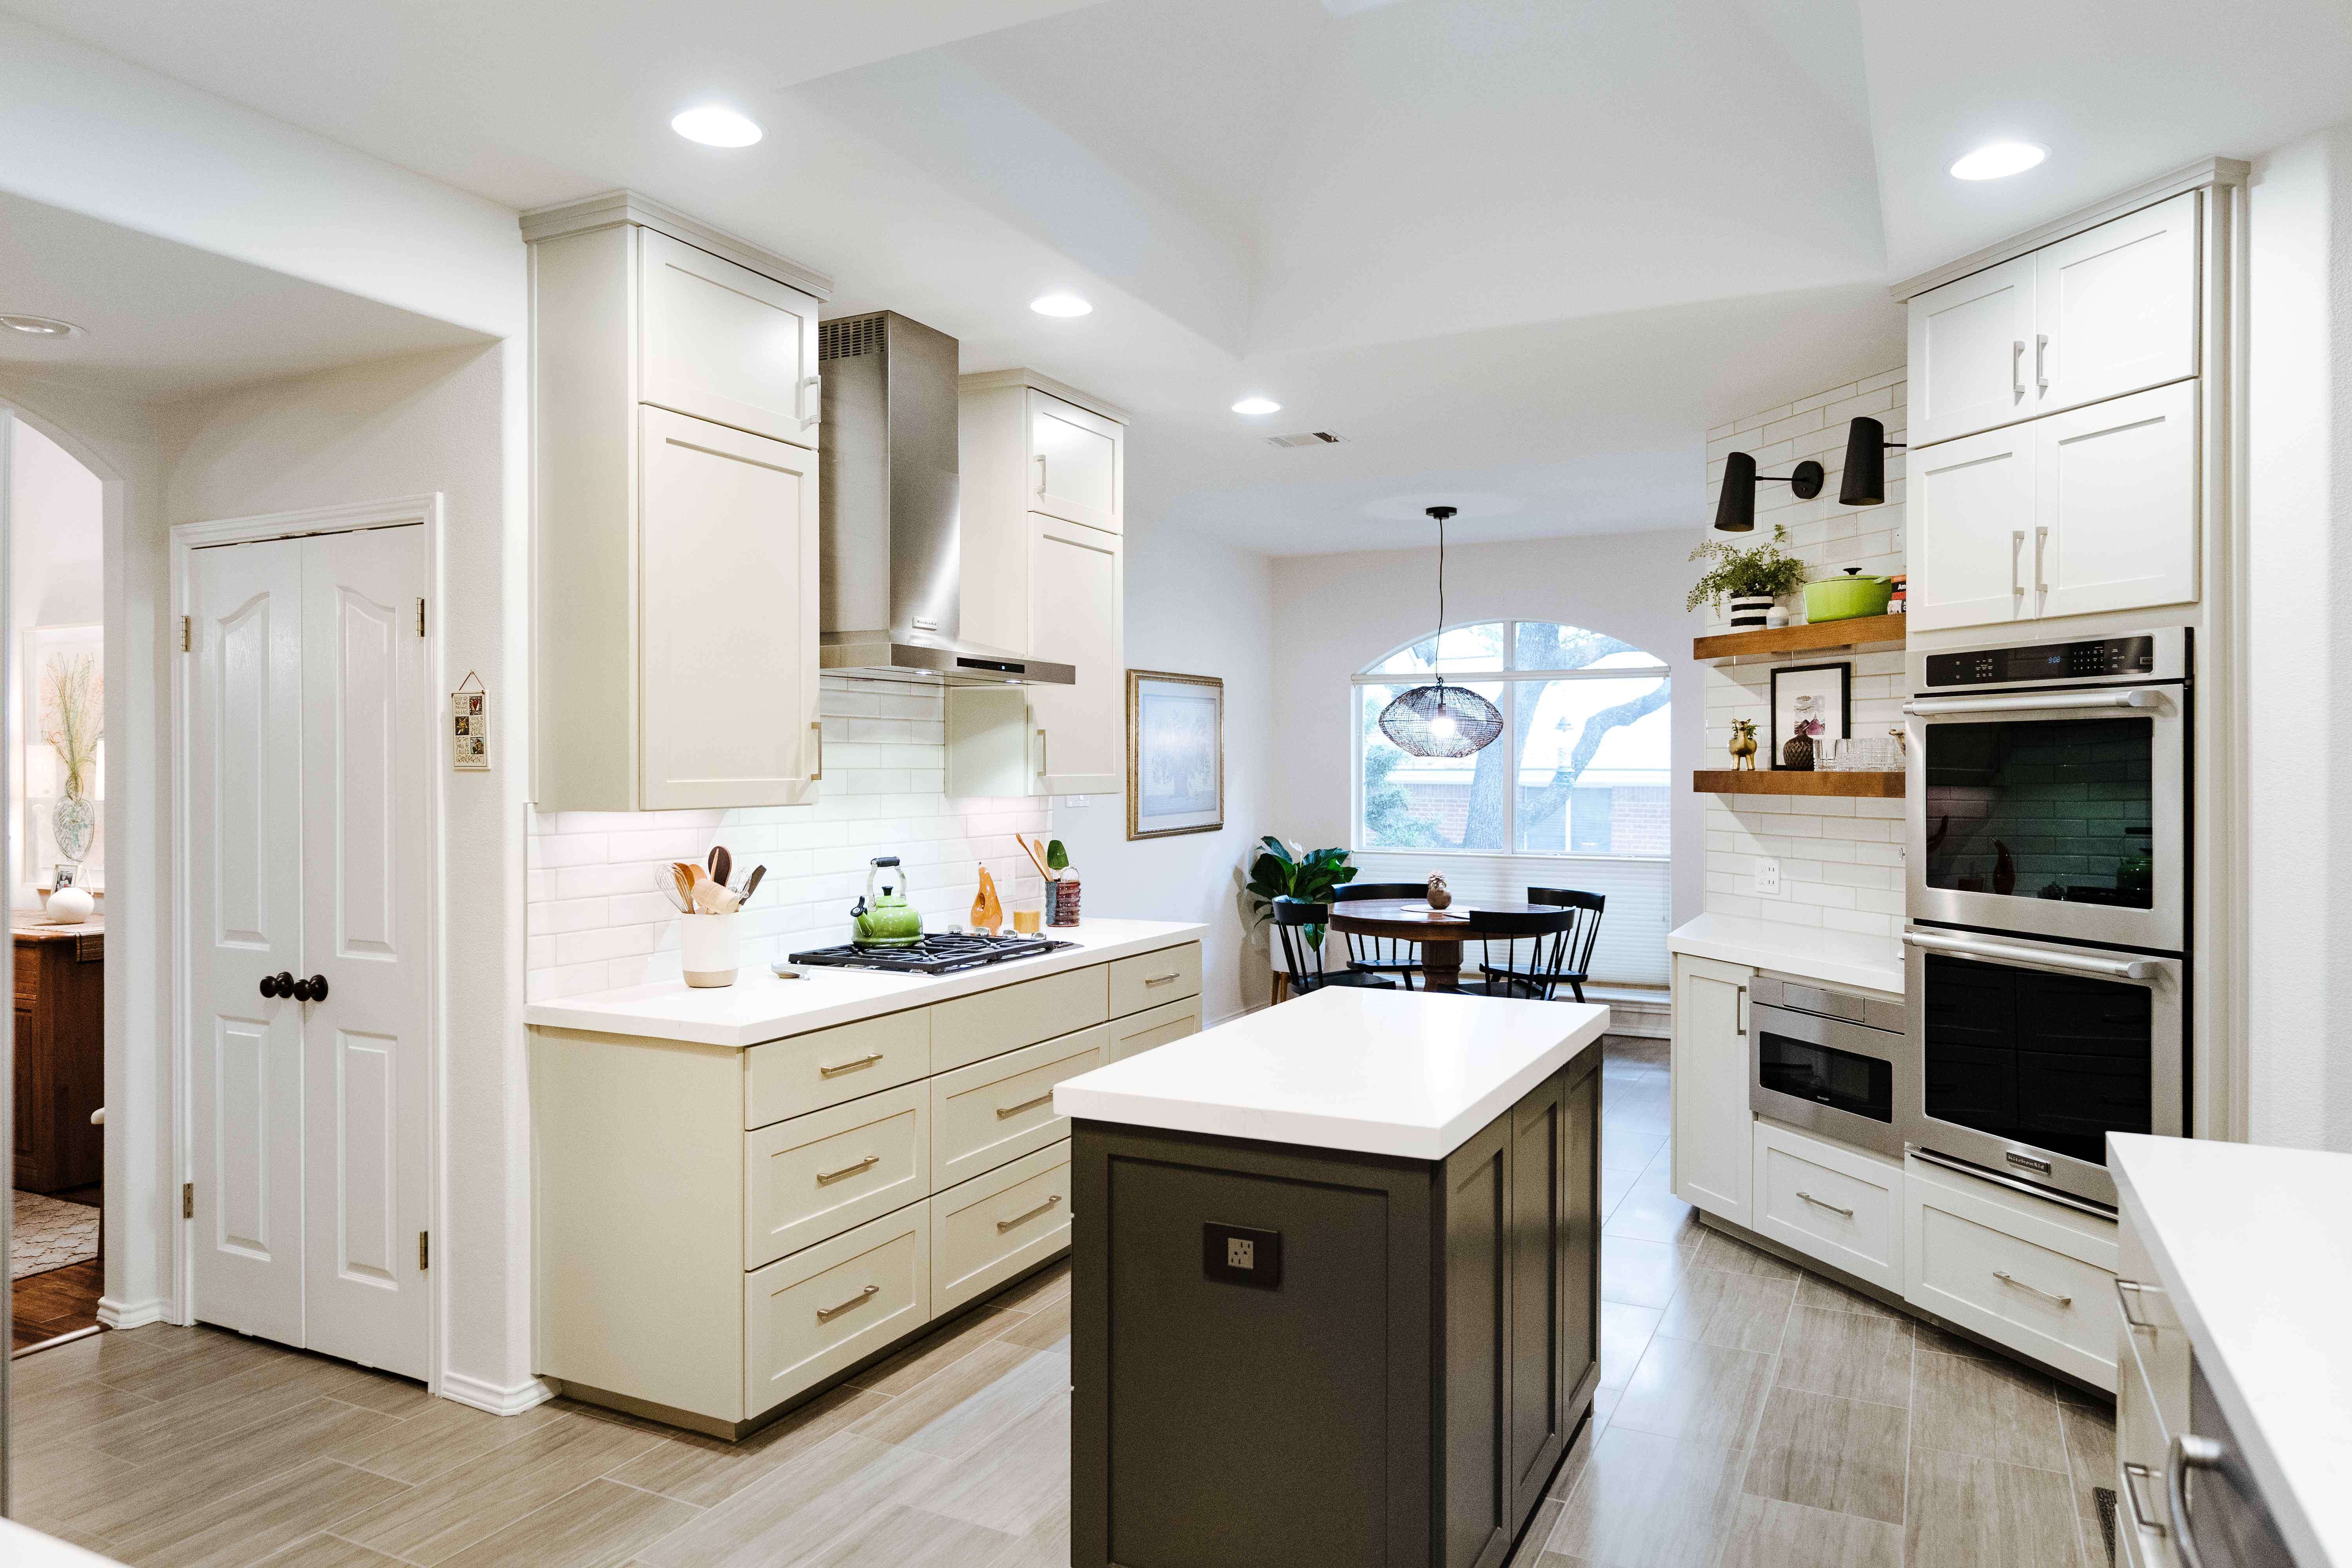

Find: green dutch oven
[1804,568,1894,622]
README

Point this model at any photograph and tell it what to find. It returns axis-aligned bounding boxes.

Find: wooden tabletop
[1325,898,1553,992]
[13,912,103,943]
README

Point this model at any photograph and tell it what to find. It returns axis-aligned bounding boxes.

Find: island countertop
[1054,988,1609,1160]
[524,918,1207,1048]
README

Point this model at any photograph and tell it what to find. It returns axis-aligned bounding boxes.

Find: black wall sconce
[1838,416,1907,506]
[1713,451,1824,532]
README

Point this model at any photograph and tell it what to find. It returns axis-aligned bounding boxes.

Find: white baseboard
[439,1368,559,1416]
[97,1296,172,1330]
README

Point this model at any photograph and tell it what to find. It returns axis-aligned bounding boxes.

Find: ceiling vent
[1265,431,1348,448]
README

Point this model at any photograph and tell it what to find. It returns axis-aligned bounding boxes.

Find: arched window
[1354,621,1669,856]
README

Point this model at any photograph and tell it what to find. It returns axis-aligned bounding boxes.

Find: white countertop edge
[1668,911,1905,996]
[1056,1002,1609,1161]
[523,921,1209,1048]
[2109,1136,2352,1568]
[0,1517,124,1564]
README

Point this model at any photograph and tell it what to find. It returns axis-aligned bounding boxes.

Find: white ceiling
[6,0,2350,551]
[0,190,492,401]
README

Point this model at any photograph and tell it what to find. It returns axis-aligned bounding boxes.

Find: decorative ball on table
[1425,873,1451,911]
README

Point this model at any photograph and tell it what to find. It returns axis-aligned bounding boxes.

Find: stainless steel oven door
[1905,683,2185,953]
[1749,1001,1904,1160]
[1901,927,2184,1208]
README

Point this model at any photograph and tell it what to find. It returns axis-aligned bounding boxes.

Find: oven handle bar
[1902,688,2165,716]
[1902,929,2161,981]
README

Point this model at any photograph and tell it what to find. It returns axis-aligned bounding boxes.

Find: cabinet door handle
[2115,1278,2160,1332]
[1034,452,1049,497]
[815,1153,880,1186]
[995,1193,1063,1232]
[2121,1462,2169,1536]
[1991,1269,2072,1308]
[2035,334,2049,392]
[2033,524,2050,607]
[2011,529,2027,607]
[816,1283,880,1321]
[1735,985,1748,1037]
[810,719,824,781]
[996,1090,1056,1120]
[1035,727,1049,778]
[799,374,822,430]
[1796,1189,1854,1219]
[818,1051,885,1078]
[2013,339,2026,398]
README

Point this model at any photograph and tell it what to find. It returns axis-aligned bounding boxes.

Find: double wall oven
[1901,628,2190,1207]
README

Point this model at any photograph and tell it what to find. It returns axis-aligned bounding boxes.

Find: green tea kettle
[850,856,924,947]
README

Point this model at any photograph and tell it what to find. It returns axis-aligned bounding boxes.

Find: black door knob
[263,971,294,999]
[292,974,330,1002]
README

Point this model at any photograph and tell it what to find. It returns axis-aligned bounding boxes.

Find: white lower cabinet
[931,1139,1074,1314]
[931,1025,1106,1189]
[1904,1155,2119,1392]
[2114,1200,2189,1567]
[1110,996,1201,1062]
[1671,954,1754,1227]
[744,1203,930,1418]
[744,1082,929,1269]
[1751,1120,1902,1292]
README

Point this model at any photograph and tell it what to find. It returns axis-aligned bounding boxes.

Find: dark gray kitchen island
[1053,988,1609,1568]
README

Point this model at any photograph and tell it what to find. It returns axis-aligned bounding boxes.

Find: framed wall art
[1768,662,1850,770]
[1126,669,1224,839]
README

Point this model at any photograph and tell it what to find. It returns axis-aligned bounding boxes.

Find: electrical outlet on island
[1752,857,1782,898]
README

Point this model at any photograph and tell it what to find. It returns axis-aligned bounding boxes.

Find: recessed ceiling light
[1030,294,1093,318]
[1231,396,1282,416]
[671,105,763,148]
[1949,142,2046,181]
[1,314,81,338]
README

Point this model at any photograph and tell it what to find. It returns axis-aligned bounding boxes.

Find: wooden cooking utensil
[1020,835,1056,883]
[690,871,730,915]
[670,862,701,913]
[708,845,732,887]
[739,865,766,904]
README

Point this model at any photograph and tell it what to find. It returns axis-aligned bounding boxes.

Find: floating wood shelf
[1694,613,1907,662]
[1693,769,1907,799]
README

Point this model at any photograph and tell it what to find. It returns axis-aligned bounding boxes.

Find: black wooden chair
[1333,882,1429,989]
[1272,898,1399,998]
[1468,888,1599,1001]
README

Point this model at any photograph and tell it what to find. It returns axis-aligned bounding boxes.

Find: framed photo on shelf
[1768,662,1850,769]
[1126,669,1224,840]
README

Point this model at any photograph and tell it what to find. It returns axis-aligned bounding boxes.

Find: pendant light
[1378,506,1504,758]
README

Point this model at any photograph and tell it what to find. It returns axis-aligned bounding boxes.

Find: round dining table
[1324,897,1557,993]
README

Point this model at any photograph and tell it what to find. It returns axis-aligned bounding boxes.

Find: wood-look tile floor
[9,1038,2112,1568]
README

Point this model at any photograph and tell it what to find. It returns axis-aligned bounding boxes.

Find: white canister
[45,886,96,925]
[679,913,740,988]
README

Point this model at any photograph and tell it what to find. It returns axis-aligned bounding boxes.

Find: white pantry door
[299,526,432,1377]
[188,523,431,1378]
[189,536,309,1346]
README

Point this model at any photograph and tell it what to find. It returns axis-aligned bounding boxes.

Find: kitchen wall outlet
[1203,1221,1281,1289]
[1753,857,1783,897]
[1065,795,1090,807]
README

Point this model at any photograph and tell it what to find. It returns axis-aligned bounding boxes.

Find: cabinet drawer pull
[1796,1189,1854,1219]
[996,1193,1064,1232]
[816,1283,880,1321]
[996,1090,1056,1120]
[1143,971,1179,985]
[2121,1462,2168,1536]
[819,1051,885,1077]
[2116,1278,2160,1332]
[815,1153,880,1186]
[1992,1269,2073,1308]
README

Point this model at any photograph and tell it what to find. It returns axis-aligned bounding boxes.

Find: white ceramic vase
[680,913,740,987]
[1727,594,1776,630]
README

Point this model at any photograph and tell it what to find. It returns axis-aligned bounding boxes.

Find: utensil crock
[681,912,740,987]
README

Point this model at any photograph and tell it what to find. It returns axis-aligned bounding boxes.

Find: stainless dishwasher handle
[1992,1269,2073,1308]
[817,1283,880,1322]
[1796,1190,1854,1219]
[1904,688,2165,716]
[819,1051,886,1077]
[997,1090,1056,1120]
[2121,1462,2168,1536]
[2167,1433,2226,1568]
[1903,929,2160,981]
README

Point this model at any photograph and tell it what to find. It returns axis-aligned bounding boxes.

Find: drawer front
[931,1024,1106,1189]
[2116,1210,2189,1441]
[929,965,1107,1074]
[1108,995,1200,1063]
[1751,1120,1901,1292]
[15,943,39,1002]
[931,1139,1073,1315]
[1108,942,1200,1018]
[744,1203,929,1419]
[744,1009,929,1129]
[745,1083,929,1269]
[1904,1162,2118,1391]
[2114,1351,2178,1568]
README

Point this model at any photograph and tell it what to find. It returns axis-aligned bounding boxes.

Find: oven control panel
[1924,635,2159,688]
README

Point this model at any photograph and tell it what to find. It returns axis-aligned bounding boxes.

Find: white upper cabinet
[1908,423,2036,632]
[639,229,824,450]
[1908,191,2199,447]
[523,194,833,811]
[1025,514,1124,793]
[1029,390,1122,534]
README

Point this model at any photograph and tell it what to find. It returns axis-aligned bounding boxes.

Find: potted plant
[1243,837,1357,947]
[1686,524,1807,629]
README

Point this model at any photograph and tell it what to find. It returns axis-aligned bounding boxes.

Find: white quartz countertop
[1053,989,1609,1160]
[0,1517,124,1564]
[2110,1134,2352,1568]
[524,919,1208,1048]
[1668,911,1904,996]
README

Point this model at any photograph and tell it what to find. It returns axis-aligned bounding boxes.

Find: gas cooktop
[785,932,1078,975]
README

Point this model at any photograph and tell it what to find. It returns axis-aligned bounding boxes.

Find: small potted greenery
[1243,838,1357,948]
[1686,524,1807,628]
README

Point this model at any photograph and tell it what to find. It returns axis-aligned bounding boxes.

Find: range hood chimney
[817,311,1074,684]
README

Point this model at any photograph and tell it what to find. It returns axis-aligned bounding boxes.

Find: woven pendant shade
[1379,681,1503,758]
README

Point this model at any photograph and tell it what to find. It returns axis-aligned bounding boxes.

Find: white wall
[9,417,105,900]
[1268,525,1704,982]
[1699,370,1909,939]
[159,341,534,1408]
[1048,520,1276,1024]
[2245,116,2352,1153]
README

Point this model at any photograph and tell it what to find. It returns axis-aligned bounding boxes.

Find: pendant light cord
[1430,506,1452,701]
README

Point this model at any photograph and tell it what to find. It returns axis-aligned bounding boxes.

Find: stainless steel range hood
[817,310,1074,685]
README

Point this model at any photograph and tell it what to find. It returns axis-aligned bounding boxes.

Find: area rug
[13,1191,99,1279]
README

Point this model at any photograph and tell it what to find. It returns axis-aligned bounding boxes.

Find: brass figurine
[1728,718,1760,771]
